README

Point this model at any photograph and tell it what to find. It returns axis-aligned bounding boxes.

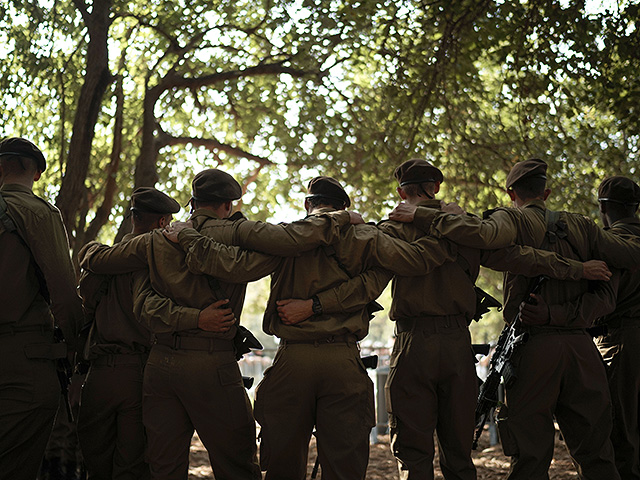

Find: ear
[543,188,551,201]
[157,215,171,229]
[397,187,408,200]
[304,198,311,212]
[33,170,42,182]
[598,201,607,215]
[433,182,441,195]
[506,189,516,202]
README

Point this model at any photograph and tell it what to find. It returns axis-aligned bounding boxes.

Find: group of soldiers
[2,134,640,480]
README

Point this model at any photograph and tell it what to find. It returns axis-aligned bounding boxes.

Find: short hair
[510,177,546,201]
[191,198,227,210]
[132,210,170,231]
[0,155,38,176]
[306,195,344,211]
[401,181,436,198]
[601,199,638,218]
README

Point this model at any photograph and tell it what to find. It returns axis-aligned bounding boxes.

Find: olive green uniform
[380,200,590,480]
[81,209,353,480]
[594,218,640,479]
[176,208,471,480]
[77,233,153,480]
[0,184,83,480]
[315,200,585,480]
[418,199,640,480]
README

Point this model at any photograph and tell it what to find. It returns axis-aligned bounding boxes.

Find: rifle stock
[472,275,548,449]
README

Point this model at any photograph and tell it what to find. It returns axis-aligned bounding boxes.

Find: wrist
[311,295,323,316]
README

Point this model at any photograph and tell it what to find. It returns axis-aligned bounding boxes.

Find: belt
[526,326,587,336]
[92,353,149,367]
[396,314,468,334]
[154,334,234,352]
[0,324,51,337]
[603,317,640,329]
[280,334,358,346]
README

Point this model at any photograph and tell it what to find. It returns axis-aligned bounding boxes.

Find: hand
[277,299,313,325]
[163,221,193,243]
[197,299,236,333]
[519,293,550,326]
[440,201,465,215]
[581,260,611,281]
[348,211,364,225]
[389,202,417,222]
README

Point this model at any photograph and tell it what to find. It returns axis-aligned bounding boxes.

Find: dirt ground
[188,427,579,479]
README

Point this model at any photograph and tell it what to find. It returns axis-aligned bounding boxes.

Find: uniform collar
[0,183,33,194]
[611,216,640,228]
[520,199,546,211]
[307,206,338,217]
[415,199,441,209]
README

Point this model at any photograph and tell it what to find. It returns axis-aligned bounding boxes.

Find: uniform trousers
[254,340,374,480]
[0,331,60,480]
[596,325,640,480]
[385,321,477,480]
[499,331,620,480]
[142,344,260,480]
[77,353,150,480]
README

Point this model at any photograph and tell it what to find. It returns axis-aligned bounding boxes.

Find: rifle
[472,275,548,449]
[310,354,378,479]
[233,325,264,361]
[472,287,502,323]
[53,326,74,423]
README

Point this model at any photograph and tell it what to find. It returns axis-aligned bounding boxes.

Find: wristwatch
[311,295,323,316]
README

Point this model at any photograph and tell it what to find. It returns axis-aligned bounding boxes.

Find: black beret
[505,158,547,189]
[394,159,444,186]
[306,176,351,208]
[0,137,46,172]
[598,176,640,205]
[192,169,242,202]
[131,187,180,214]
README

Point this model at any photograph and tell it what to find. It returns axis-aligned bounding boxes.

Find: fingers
[276,299,293,306]
[210,299,231,308]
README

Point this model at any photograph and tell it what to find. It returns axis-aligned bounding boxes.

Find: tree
[0,0,638,251]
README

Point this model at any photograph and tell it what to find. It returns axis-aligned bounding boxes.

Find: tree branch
[157,130,273,166]
[162,61,313,90]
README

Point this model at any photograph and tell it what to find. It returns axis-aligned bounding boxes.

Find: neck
[308,205,336,215]
[405,195,430,205]
[2,176,34,189]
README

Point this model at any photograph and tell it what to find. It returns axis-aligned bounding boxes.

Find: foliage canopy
[1,0,638,341]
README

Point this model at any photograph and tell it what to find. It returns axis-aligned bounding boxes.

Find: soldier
[0,137,83,480]
[592,176,640,479]
[389,158,640,479]
[76,187,181,480]
[79,169,370,480]
[276,160,612,480]
[168,174,608,480]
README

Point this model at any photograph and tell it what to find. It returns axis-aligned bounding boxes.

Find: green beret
[598,176,640,205]
[0,137,46,172]
[394,159,443,186]
[306,176,351,208]
[131,187,180,214]
[505,158,547,189]
[192,169,242,202]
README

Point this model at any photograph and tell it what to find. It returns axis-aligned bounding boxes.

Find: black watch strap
[311,296,323,316]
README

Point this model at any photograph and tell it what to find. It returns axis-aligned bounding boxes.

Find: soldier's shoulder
[482,207,513,219]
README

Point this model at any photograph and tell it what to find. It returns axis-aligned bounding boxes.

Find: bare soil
[188,428,578,479]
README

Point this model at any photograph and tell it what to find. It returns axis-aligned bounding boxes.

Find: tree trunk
[56,0,113,249]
